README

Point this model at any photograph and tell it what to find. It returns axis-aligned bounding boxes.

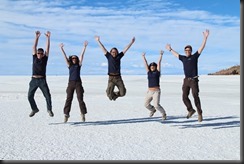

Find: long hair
[110,47,119,54]
[148,62,157,71]
[68,55,79,66]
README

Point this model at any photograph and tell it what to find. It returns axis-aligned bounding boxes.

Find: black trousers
[63,80,87,116]
[182,77,202,115]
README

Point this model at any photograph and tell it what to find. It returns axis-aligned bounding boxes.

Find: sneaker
[149,109,156,117]
[198,114,203,122]
[29,109,39,117]
[162,113,167,120]
[81,114,86,122]
[186,109,196,119]
[64,115,70,123]
[47,110,54,117]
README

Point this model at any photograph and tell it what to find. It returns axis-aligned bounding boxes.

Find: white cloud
[101,62,108,67]
[0,0,240,75]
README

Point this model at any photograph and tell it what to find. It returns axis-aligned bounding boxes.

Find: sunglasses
[37,52,43,54]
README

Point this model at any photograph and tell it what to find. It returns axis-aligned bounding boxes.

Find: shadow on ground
[49,115,240,129]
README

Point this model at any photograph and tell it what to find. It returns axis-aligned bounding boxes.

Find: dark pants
[106,75,126,100]
[28,78,52,111]
[182,77,202,115]
[63,80,87,116]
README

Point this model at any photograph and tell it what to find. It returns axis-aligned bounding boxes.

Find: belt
[185,76,198,80]
[32,75,45,78]
[108,73,120,76]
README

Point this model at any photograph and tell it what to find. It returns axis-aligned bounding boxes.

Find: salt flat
[0,75,240,160]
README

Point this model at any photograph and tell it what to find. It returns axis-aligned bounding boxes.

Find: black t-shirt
[68,64,81,81]
[105,52,124,75]
[147,70,160,88]
[179,51,200,78]
[32,54,48,76]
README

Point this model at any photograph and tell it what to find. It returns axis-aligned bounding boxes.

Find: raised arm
[157,50,163,72]
[59,43,70,67]
[94,36,108,55]
[198,29,209,54]
[44,31,51,56]
[141,52,149,72]
[165,43,180,58]
[79,40,88,66]
[122,37,135,54]
[32,31,41,55]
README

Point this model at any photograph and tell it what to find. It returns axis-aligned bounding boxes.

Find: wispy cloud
[0,0,240,75]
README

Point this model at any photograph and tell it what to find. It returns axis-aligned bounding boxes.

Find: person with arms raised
[28,30,54,118]
[95,36,135,101]
[165,29,210,122]
[59,40,88,123]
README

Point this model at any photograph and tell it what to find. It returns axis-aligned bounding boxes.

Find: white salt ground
[0,75,240,161]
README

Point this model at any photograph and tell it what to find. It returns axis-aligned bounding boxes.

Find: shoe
[112,96,118,101]
[29,109,39,117]
[198,114,203,122]
[149,109,156,117]
[64,115,70,123]
[108,96,113,101]
[162,114,167,120]
[81,114,86,122]
[186,109,196,119]
[47,110,54,117]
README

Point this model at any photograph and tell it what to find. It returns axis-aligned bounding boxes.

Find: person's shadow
[49,115,240,129]
[168,115,240,129]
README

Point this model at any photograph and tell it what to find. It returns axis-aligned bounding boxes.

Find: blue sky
[0,0,240,75]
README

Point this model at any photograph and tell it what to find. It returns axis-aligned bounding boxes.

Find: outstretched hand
[203,29,209,38]
[35,31,41,37]
[45,31,51,38]
[94,36,100,41]
[83,40,88,47]
[59,43,64,48]
[160,50,164,55]
[165,44,171,51]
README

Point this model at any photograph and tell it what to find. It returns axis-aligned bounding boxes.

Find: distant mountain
[208,65,240,75]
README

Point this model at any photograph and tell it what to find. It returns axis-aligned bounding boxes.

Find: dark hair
[68,55,79,65]
[110,47,119,54]
[37,48,44,52]
[148,62,157,71]
[184,45,192,51]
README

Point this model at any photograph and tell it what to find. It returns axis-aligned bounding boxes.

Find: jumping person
[59,41,88,123]
[142,50,167,120]
[28,31,54,117]
[95,36,135,101]
[165,29,210,122]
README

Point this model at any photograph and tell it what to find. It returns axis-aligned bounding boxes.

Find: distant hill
[208,65,240,75]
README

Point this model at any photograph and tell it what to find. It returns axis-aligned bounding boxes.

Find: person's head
[37,48,44,59]
[184,45,192,57]
[148,62,157,72]
[110,47,119,57]
[69,55,79,65]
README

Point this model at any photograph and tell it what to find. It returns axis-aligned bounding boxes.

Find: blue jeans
[28,78,52,111]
